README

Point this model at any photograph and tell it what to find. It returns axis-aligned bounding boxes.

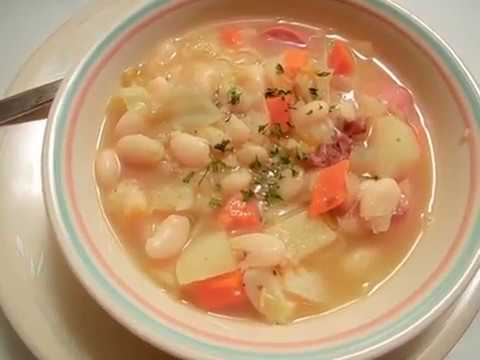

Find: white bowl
[43,0,480,359]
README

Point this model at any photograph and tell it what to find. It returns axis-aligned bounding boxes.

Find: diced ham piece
[309,133,352,168]
[342,119,367,138]
[262,26,307,47]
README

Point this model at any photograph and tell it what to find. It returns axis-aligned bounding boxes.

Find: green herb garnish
[250,157,263,171]
[270,145,290,165]
[227,86,241,105]
[316,71,331,77]
[276,63,285,74]
[209,197,222,208]
[329,104,338,113]
[269,123,284,139]
[265,88,292,98]
[198,159,229,185]
[182,171,195,184]
[241,189,255,202]
[258,124,269,134]
[264,186,283,204]
[213,139,232,153]
[295,148,309,161]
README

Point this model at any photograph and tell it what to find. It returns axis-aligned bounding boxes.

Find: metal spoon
[0,79,62,126]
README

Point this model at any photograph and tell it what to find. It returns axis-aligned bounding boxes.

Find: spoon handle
[0,79,62,126]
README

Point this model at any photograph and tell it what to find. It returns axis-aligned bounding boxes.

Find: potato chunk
[351,115,420,179]
[267,211,336,262]
[176,232,237,285]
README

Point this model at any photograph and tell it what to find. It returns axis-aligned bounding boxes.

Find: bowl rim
[42,0,480,359]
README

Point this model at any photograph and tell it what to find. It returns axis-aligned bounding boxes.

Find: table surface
[1,0,479,359]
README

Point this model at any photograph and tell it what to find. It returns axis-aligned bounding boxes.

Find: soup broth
[96,19,433,324]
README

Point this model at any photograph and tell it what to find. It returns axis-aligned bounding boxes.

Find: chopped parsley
[213,89,222,108]
[258,124,269,134]
[309,87,319,99]
[198,159,229,185]
[209,159,229,173]
[329,104,339,113]
[361,173,380,181]
[295,148,309,161]
[265,88,292,98]
[249,157,263,171]
[213,139,232,153]
[316,71,331,77]
[245,145,307,206]
[270,146,291,165]
[209,197,222,208]
[182,171,195,184]
[241,189,255,202]
[264,186,283,204]
[276,63,285,74]
[269,123,284,139]
[257,123,287,139]
[227,87,241,105]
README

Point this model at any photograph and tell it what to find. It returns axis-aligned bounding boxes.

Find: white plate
[1,1,479,359]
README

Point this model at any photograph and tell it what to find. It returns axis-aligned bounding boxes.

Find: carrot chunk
[283,49,309,77]
[266,96,292,131]
[183,270,247,310]
[218,195,262,232]
[309,160,350,216]
[328,41,355,76]
[219,26,243,47]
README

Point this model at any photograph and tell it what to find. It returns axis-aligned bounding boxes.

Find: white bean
[169,131,210,168]
[145,215,190,259]
[221,169,252,195]
[116,134,164,166]
[359,178,401,233]
[197,126,230,146]
[243,268,283,311]
[230,233,286,269]
[231,89,263,113]
[95,149,121,189]
[238,64,265,91]
[115,110,146,138]
[225,114,251,145]
[342,247,379,276]
[264,60,292,90]
[337,99,357,121]
[278,168,305,201]
[149,76,170,103]
[223,153,239,168]
[193,63,220,95]
[292,100,329,128]
[236,143,269,166]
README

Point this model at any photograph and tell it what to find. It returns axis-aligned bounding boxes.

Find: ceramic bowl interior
[43,0,480,359]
